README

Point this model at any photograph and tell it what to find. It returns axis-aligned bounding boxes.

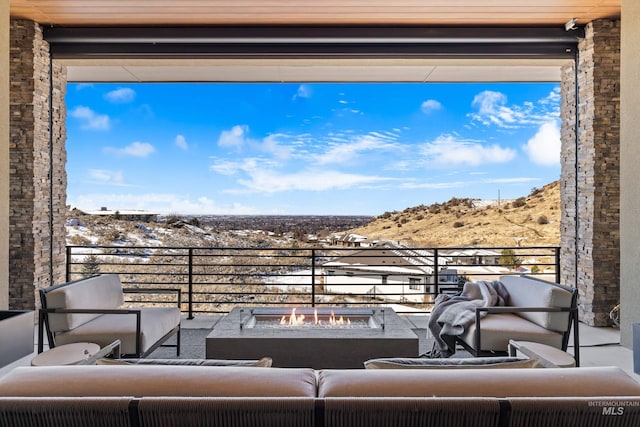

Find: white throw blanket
[427,280,509,357]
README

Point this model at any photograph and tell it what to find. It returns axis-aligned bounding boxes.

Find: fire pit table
[206,307,419,369]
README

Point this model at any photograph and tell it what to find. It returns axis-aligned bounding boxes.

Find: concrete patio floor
[1,314,637,381]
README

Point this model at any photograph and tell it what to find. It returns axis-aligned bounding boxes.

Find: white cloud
[260,134,294,160]
[420,134,516,167]
[210,153,392,194]
[68,193,259,215]
[218,125,250,148]
[469,89,560,129]
[69,106,111,131]
[421,99,442,114]
[314,133,400,165]
[401,176,539,190]
[175,134,188,150]
[293,84,312,100]
[104,87,136,103]
[540,87,561,105]
[87,169,127,186]
[522,121,561,166]
[104,141,155,158]
[236,169,391,193]
[472,91,507,115]
[470,91,518,128]
[210,159,244,176]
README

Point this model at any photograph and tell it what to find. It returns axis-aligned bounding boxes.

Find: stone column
[560,19,621,326]
[0,0,9,309]
[9,19,67,309]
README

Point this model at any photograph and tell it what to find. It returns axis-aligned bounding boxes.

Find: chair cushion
[459,313,563,352]
[364,356,539,369]
[500,275,573,332]
[55,306,180,355]
[46,274,125,332]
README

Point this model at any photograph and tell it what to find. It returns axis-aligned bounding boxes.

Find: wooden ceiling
[10,0,621,27]
[11,1,618,83]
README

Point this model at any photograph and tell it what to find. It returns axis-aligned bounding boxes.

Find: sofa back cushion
[0,366,318,398]
[499,275,573,332]
[317,367,640,398]
[45,274,125,332]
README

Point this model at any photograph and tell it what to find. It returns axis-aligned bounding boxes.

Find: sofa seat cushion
[500,275,573,331]
[55,307,180,355]
[46,274,125,332]
[459,313,563,352]
[0,366,317,398]
[317,366,640,398]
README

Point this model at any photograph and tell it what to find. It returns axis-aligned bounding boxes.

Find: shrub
[69,234,91,246]
[500,249,522,269]
[512,197,526,208]
[81,254,101,278]
[453,221,464,228]
[165,214,181,224]
[537,215,549,225]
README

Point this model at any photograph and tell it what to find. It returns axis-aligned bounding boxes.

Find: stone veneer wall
[9,19,67,310]
[560,19,621,326]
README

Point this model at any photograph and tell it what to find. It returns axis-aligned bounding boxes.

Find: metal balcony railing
[66,245,561,318]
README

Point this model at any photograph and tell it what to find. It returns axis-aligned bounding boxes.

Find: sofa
[0,365,639,426]
[38,274,181,358]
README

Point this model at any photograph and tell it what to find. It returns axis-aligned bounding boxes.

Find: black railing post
[65,246,72,282]
[311,249,316,307]
[433,248,439,295]
[188,248,194,319]
[555,247,561,285]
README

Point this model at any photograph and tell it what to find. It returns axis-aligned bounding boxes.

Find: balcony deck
[2,315,635,382]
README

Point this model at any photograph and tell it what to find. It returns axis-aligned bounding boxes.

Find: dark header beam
[45,26,582,60]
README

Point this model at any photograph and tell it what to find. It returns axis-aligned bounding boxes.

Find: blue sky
[65,82,561,216]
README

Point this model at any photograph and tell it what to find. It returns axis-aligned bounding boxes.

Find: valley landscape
[67,181,560,249]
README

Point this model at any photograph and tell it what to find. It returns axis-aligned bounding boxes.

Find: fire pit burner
[241,307,382,329]
[206,306,419,369]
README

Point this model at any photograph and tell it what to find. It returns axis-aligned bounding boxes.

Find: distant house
[322,242,458,303]
[329,233,370,247]
[439,248,502,266]
[84,207,158,222]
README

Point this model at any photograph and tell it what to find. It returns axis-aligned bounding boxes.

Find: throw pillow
[364,356,538,369]
[97,357,273,367]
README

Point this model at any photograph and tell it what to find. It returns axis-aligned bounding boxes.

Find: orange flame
[279,308,352,326]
